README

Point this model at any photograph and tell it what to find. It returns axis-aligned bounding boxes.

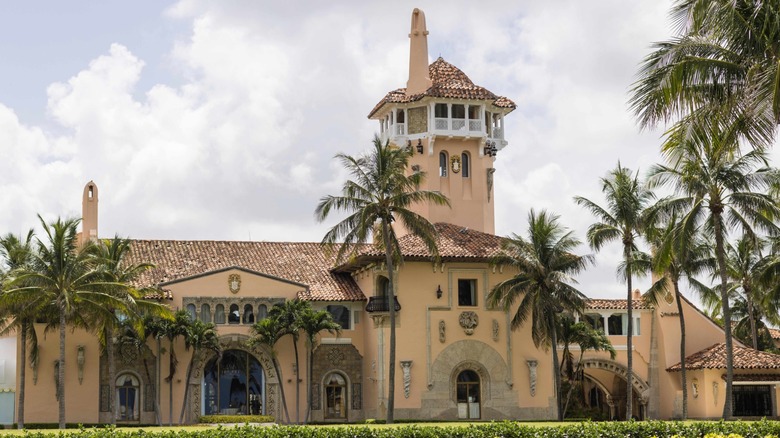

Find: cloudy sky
[0,0,735,299]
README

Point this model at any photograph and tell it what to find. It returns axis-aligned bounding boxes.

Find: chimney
[633,289,642,301]
[82,181,98,244]
[406,8,432,96]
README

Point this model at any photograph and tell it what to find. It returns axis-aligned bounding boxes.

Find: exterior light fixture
[416,139,424,154]
[406,140,413,153]
[436,285,443,299]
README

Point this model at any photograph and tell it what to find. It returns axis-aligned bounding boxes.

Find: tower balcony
[365,296,402,313]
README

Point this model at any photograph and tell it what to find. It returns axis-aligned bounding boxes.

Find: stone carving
[352,383,362,410]
[119,343,139,365]
[526,360,538,397]
[77,345,85,384]
[580,358,650,394]
[327,348,345,365]
[487,168,496,201]
[451,155,461,174]
[311,384,321,410]
[438,320,446,343]
[492,319,499,342]
[691,378,699,398]
[459,311,479,335]
[713,382,718,405]
[228,273,241,294]
[411,165,421,173]
[400,360,413,398]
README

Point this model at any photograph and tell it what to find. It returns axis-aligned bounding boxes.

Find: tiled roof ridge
[667,342,780,371]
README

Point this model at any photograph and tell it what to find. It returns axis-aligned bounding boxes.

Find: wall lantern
[416,139,424,154]
[436,285,443,299]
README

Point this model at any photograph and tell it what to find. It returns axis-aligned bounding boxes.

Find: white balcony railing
[491,126,504,140]
[395,124,406,135]
[434,118,448,130]
[452,119,466,131]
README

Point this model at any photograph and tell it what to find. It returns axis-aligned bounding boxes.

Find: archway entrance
[203,350,265,415]
[456,370,480,419]
[579,358,648,420]
[324,372,347,420]
[116,373,141,422]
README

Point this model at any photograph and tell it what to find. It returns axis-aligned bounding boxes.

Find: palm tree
[557,315,616,419]
[299,305,342,423]
[645,218,714,419]
[575,163,655,420]
[249,317,291,424]
[269,299,307,424]
[315,135,449,423]
[161,310,189,426]
[630,0,780,153]
[487,209,592,421]
[141,314,169,426]
[2,216,129,428]
[647,127,780,418]
[179,318,221,424]
[0,230,40,429]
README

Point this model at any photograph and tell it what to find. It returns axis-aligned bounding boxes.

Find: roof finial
[406,8,432,96]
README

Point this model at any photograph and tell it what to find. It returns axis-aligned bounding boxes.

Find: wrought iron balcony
[365,296,401,313]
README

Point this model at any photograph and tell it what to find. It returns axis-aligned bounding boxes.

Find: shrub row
[199,415,274,424]
[11,420,780,437]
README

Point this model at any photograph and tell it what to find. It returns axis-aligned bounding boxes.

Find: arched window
[326,305,351,330]
[201,304,212,323]
[257,304,268,320]
[456,370,480,419]
[186,304,197,321]
[215,304,225,324]
[228,304,240,324]
[376,276,390,298]
[461,152,470,178]
[116,373,140,421]
[324,372,347,420]
[203,350,265,415]
[243,304,255,324]
[439,151,448,177]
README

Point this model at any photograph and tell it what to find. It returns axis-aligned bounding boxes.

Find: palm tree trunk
[714,214,734,419]
[168,338,174,426]
[178,352,195,424]
[17,322,26,429]
[155,339,162,426]
[625,247,633,421]
[304,342,313,424]
[550,318,563,421]
[274,358,291,424]
[106,326,116,425]
[293,339,300,424]
[745,287,758,350]
[141,351,160,426]
[58,312,66,429]
[674,279,687,419]
[381,220,396,424]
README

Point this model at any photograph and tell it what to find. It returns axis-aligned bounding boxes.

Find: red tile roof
[126,240,365,302]
[335,223,505,271]
[586,298,651,310]
[667,343,780,371]
[768,327,780,340]
[368,58,516,118]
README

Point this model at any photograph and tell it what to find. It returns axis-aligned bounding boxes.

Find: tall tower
[81,181,99,244]
[368,9,515,235]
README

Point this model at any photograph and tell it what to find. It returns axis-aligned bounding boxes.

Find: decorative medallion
[450,155,461,173]
[664,289,674,304]
[459,311,479,335]
[228,273,241,294]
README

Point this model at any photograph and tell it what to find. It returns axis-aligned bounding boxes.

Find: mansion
[3,8,780,425]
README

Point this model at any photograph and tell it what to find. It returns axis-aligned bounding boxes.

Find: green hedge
[199,415,274,424]
[10,420,780,437]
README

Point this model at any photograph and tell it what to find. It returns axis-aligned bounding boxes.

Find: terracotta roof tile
[368,58,516,118]
[126,240,365,302]
[731,374,780,382]
[337,223,504,270]
[586,298,651,310]
[768,327,780,340]
[668,343,780,371]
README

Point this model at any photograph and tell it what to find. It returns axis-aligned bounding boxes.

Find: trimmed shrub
[199,415,274,424]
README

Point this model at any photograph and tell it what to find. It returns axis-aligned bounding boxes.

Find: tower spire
[406,8,432,96]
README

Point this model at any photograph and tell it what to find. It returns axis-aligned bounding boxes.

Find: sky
[0,0,752,300]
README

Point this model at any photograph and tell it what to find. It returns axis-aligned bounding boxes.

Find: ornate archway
[579,358,650,419]
[187,334,281,422]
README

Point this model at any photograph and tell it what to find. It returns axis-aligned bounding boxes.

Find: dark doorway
[733,385,772,417]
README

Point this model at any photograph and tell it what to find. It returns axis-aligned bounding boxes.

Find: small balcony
[365,296,401,313]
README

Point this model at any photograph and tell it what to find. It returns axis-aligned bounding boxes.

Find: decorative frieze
[400,360,413,398]
[526,360,538,397]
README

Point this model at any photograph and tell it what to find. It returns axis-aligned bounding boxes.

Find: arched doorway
[323,372,347,420]
[203,350,265,415]
[580,358,649,420]
[456,370,480,419]
[116,373,141,422]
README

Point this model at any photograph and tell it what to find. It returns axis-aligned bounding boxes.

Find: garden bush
[199,415,274,424]
[10,420,780,437]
